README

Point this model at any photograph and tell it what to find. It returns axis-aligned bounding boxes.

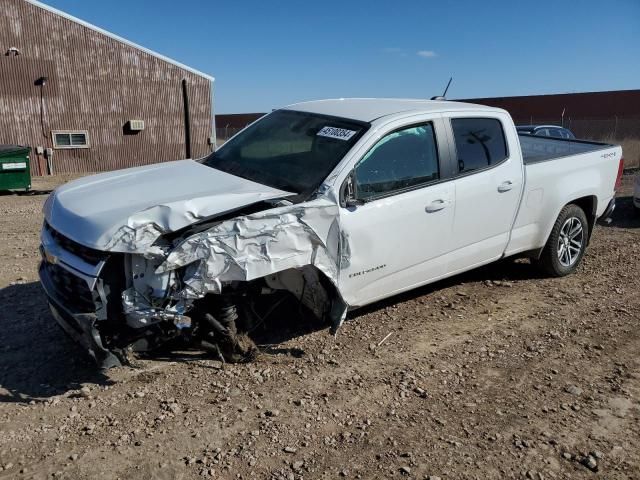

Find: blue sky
[41,0,639,113]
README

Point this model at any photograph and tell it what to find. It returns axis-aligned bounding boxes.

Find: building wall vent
[127,120,145,131]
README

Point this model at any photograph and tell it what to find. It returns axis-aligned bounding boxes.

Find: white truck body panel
[507,149,618,257]
[44,159,292,251]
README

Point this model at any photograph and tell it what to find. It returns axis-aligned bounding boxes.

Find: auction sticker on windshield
[317,126,357,141]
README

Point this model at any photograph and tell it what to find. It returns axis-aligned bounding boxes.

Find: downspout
[182,78,192,159]
[210,78,217,151]
[36,75,49,175]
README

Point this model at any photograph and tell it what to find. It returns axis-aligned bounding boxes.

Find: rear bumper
[39,260,122,369]
[597,198,616,225]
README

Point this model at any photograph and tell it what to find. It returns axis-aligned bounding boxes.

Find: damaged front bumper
[37,231,194,368]
[39,257,122,368]
[38,223,164,368]
[39,196,350,368]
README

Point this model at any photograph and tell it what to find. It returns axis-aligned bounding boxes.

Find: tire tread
[538,204,588,277]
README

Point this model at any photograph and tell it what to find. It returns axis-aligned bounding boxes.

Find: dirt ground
[0,175,638,480]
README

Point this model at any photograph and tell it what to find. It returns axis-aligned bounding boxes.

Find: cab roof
[283,98,504,123]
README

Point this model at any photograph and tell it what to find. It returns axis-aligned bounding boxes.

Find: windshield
[204,110,368,199]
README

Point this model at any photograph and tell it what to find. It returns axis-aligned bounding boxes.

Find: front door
[338,120,455,307]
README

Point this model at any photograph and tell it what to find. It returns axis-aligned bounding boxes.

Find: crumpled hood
[44,159,293,251]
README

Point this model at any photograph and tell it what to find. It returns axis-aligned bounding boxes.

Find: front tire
[538,204,589,277]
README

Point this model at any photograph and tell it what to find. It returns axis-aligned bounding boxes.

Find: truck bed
[518,133,613,164]
[506,135,621,258]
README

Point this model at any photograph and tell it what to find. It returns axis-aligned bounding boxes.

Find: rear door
[444,114,524,272]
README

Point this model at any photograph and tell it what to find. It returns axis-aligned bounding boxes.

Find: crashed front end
[38,199,347,369]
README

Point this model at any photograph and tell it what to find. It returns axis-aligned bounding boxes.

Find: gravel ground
[0,175,638,480]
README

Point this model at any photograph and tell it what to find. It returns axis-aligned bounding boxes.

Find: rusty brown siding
[216,113,265,130]
[0,0,213,175]
[215,113,265,140]
[459,90,640,139]
[461,90,640,120]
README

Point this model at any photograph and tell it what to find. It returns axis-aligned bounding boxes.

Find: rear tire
[538,204,589,277]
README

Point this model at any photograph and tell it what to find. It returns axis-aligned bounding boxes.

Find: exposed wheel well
[570,195,597,243]
[527,195,598,260]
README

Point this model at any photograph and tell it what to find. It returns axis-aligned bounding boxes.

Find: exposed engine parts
[91,255,334,367]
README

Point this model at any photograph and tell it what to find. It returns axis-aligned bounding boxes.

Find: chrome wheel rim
[557,217,584,267]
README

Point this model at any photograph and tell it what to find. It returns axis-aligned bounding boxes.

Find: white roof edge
[25,0,215,82]
[282,98,506,122]
[284,97,504,109]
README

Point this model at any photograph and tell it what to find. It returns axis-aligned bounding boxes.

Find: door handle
[425,199,448,213]
[498,180,514,193]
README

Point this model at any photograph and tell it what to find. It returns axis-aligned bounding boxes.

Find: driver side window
[355,123,439,201]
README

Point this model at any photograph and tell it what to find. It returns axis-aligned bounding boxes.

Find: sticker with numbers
[317,126,357,141]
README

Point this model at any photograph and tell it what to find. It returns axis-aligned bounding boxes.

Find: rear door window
[451,118,508,173]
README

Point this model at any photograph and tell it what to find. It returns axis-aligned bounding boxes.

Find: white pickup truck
[39,99,624,367]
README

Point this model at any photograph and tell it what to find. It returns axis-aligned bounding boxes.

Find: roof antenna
[431,77,452,100]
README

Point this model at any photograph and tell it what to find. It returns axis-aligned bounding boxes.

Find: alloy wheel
[557,216,584,267]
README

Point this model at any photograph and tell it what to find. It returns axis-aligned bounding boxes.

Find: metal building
[0,0,215,175]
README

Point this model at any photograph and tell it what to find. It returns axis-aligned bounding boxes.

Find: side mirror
[342,172,365,208]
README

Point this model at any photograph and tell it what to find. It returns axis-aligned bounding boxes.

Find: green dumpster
[0,145,31,192]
